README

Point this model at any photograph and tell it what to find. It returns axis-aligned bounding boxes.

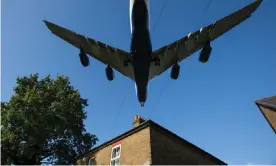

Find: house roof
[76,119,226,165]
[254,95,276,134]
[255,95,276,110]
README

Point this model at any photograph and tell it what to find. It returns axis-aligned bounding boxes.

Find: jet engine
[106,65,114,81]
[199,41,212,63]
[170,63,180,80]
[79,48,89,67]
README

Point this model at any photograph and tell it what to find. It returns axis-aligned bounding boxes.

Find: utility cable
[195,0,213,29]
[150,75,170,119]
[151,0,167,37]
[108,94,127,138]
[151,0,213,118]
[114,95,127,121]
[203,0,212,17]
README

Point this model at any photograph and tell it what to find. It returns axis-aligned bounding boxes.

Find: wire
[203,0,212,17]
[150,0,213,118]
[108,94,127,138]
[150,73,171,119]
[114,95,127,121]
[151,0,167,37]
[195,0,213,29]
[148,0,167,119]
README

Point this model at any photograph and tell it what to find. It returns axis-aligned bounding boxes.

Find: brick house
[255,95,276,134]
[76,115,226,165]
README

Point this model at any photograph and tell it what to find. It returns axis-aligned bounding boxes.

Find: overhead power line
[195,0,213,29]
[151,0,167,37]
[151,0,213,117]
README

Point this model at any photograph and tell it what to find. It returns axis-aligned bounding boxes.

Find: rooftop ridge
[255,95,276,109]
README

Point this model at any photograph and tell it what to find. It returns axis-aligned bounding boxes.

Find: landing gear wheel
[152,57,160,66]
[155,61,160,66]
[123,61,129,67]
[124,57,133,67]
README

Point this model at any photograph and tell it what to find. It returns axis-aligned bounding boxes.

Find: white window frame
[88,157,95,165]
[110,144,121,166]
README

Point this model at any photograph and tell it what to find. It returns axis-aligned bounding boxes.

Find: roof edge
[255,100,276,110]
[255,102,276,134]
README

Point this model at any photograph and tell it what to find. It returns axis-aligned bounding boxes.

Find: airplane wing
[149,0,263,80]
[43,20,135,81]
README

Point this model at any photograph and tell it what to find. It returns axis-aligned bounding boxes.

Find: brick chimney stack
[133,115,145,128]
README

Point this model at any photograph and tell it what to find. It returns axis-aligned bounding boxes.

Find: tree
[1,73,98,165]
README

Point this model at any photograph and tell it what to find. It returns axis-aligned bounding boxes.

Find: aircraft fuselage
[130,0,152,106]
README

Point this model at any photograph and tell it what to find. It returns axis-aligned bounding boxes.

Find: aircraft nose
[138,93,146,107]
[138,88,147,104]
[135,82,148,106]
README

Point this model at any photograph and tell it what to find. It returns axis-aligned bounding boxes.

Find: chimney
[132,115,145,128]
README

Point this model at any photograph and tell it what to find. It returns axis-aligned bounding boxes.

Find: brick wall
[119,127,152,165]
[79,127,152,165]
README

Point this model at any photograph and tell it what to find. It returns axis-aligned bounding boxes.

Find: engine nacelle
[106,65,114,81]
[79,48,89,67]
[170,63,180,80]
[199,41,212,63]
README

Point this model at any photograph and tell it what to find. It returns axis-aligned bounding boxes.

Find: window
[88,158,95,165]
[110,144,121,165]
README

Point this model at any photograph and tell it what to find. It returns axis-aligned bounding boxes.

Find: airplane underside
[130,0,152,106]
[43,0,263,107]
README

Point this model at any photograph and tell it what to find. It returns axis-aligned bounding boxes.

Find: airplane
[44,0,263,107]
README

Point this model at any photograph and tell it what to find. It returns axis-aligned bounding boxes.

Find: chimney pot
[133,115,145,128]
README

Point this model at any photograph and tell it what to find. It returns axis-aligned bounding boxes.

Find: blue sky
[2,0,276,164]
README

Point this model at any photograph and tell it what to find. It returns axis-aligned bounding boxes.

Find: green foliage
[1,73,98,165]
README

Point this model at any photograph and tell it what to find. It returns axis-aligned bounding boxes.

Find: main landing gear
[123,58,133,67]
[152,57,160,66]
